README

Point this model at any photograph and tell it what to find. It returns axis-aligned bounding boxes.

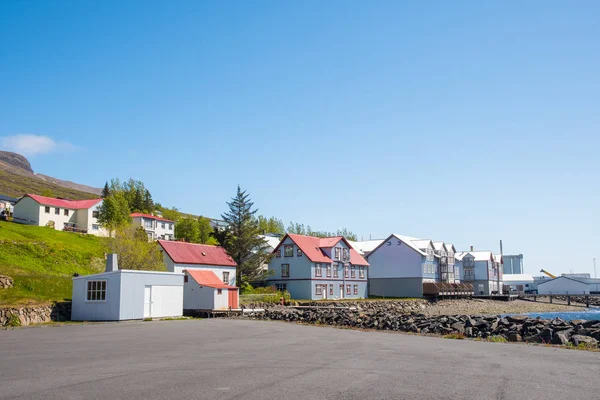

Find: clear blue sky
[1,1,598,275]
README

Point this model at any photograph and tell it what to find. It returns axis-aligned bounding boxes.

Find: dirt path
[423,298,585,316]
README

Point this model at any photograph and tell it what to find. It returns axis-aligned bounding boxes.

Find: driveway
[1,319,598,400]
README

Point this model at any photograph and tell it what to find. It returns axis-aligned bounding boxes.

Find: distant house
[348,239,385,258]
[257,233,283,271]
[455,250,501,295]
[266,234,369,300]
[158,240,237,286]
[0,194,18,216]
[12,194,107,236]
[131,213,175,241]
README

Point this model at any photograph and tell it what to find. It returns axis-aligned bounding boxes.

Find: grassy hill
[0,169,98,200]
[0,220,106,306]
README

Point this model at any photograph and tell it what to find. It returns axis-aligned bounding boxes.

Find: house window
[315,285,323,296]
[281,264,290,278]
[44,206,50,213]
[184,275,188,283]
[217,289,222,295]
[161,222,165,229]
[351,266,356,278]
[64,209,69,216]
[169,224,173,230]
[326,264,332,277]
[92,210,99,218]
[423,264,428,274]
[342,248,348,260]
[276,284,287,292]
[223,272,230,284]
[276,250,281,258]
[144,219,153,229]
[344,265,349,278]
[92,224,99,230]
[315,264,322,277]
[284,245,293,257]
[297,248,303,257]
[86,280,106,301]
[55,208,60,215]
[334,247,340,259]
[346,284,351,295]
[353,285,358,295]
[329,284,334,295]
[333,263,339,278]
[359,266,365,278]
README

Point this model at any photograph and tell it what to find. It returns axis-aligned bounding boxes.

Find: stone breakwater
[0,302,71,327]
[251,308,600,347]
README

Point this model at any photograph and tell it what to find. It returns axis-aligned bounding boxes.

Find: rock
[551,331,571,345]
[507,315,529,323]
[508,333,522,342]
[451,322,465,334]
[572,335,598,347]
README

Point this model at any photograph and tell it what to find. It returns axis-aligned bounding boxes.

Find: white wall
[538,277,590,295]
[71,272,122,321]
[213,288,229,310]
[13,197,41,225]
[172,263,236,286]
[183,279,215,310]
[133,216,175,240]
[367,237,423,278]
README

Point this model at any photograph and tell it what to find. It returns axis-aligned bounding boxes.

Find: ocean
[513,307,600,321]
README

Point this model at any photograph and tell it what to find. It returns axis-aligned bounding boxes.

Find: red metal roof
[275,234,369,266]
[186,269,237,289]
[130,212,174,222]
[25,194,102,209]
[158,240,237,267]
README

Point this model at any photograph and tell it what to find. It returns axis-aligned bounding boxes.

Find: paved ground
[1,319,599,400]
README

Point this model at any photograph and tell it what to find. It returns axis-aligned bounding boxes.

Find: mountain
[0,151,101,200]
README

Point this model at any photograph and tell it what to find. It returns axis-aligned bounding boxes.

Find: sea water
[511,307,600,321]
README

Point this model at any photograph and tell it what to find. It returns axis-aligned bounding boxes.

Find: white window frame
[284,245,294,257]
[359,266,365,278]
[326,264,332,277]
[92,224,99,230]
[281,264,290,278]
[223,271,230,284]
[335,247,340,260]
[86,280,107,302]
[315,263,322,277]
[144,219,153,229]
[315,284,323,296]
[333,263,339,278]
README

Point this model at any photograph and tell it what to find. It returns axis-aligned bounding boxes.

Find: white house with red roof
[158,240,237,286]
[131,213,175,241]
[183,270,239,311]
[13,194,108,236]
[266,234,369,300]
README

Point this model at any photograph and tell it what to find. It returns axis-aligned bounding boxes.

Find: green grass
[0,169,97,200]
[443,333,466,340]
[487,335,508,343]
[0,220,106,306]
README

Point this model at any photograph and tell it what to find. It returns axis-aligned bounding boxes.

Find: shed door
[228,289,239,309]
[144,286,152,318]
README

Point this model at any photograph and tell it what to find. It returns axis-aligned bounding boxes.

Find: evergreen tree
[132,188,144,213]
[97,191,131,236]
[221,186,270,285]
[101,182,110,198]
[143,189,154,213]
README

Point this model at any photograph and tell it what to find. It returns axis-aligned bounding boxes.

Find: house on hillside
[455,250,501,295]
[12,194,108,236]
[131,213,175,241]
[266,234,369,300]
[158,240,237,286]
[0,194,18,217]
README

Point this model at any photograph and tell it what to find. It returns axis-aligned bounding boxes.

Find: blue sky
[1,1,599,275]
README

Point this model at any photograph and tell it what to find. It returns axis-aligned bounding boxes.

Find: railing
[463,275,475,281]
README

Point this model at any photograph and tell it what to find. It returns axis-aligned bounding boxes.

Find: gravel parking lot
[1,319,599,400]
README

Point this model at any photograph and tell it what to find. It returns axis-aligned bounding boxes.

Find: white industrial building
[502,274,535,293]
[537,276,600,295]
[71,255,184,321]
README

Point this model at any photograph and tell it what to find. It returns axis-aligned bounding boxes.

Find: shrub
[487,335,508,343]
[7,313,21,327]
[443,333,465,340]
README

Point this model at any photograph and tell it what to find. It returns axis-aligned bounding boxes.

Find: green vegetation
[0,169,97,200]
[487,335,508,343]
[564,342,599,351]
[7,313,21,327]
[175,216,218,245]
[106,226,165,271]
[443,333,466,340]
[0,220,106,306]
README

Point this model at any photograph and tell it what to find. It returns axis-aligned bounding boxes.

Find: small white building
[537,276,600,295]
[184,269,239,310]
[71,255,184,321]
[131,213,175,241]
[502,273,535,293]
[158,240,237,285]
[13,194,108,236]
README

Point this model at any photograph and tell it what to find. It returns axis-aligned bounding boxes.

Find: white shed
[184,269,239,311]
[71,255,184,321]
[536,276,590,295]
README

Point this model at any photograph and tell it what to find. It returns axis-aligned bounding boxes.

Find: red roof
[158,240,237,267]
[130,213,174,222]
[276,234,369,266]
[187,269,237,289]
[25,194,102,209]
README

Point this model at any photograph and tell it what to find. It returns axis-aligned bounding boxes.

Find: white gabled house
[131,213,175,241]
[455,250,501,295]
[12,194,108,236]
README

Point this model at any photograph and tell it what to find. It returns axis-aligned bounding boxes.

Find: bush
[443,333,465,340]
[7,313,21,327]
[487,335,508,343]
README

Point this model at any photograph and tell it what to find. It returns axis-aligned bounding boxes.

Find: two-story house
[266,234,369,300]
[12,194,108,236]
[455,250,501,295]
[131,213,175,241]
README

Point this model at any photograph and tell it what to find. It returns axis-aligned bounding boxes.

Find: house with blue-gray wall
[266,234,369,300]
[455,250,501,295]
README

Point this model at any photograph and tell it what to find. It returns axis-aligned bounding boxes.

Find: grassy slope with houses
[0,220,106,306]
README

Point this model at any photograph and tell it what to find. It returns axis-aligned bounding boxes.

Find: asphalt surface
[1,319,599,400]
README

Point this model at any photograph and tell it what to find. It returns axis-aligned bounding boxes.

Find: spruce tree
[101,182,110,198]
[143,189,154,213]
[221,186,271,286]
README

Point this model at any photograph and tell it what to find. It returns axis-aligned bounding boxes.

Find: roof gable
[186,270,237,289]
[273,234,369,265]
[368,234,428,258]
[23,194,102,209]
[159,240,237,267]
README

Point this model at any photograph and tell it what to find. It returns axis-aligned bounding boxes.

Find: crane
[540,269,556,279]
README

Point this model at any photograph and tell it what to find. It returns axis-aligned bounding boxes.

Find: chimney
[470,245,474,251]
[105,254,119,272]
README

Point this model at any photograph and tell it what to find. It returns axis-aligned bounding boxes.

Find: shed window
[92,210,99,218]
[217,289,222,295]
[223,271,230,284]
[44,206,50,213]
[86,280,106,301]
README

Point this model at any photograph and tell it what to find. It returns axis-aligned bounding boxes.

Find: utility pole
[498,240,503,296]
